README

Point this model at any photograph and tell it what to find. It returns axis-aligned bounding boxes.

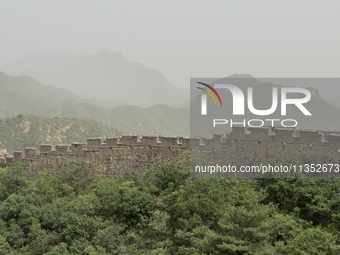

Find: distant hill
[0,115,118,153]
[0,70,80,117]
[0,70,113,123]
[0,71,189,136]
[1,50,187,107]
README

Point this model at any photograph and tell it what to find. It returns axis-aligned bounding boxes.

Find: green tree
[151,165,189,193]
[0,235,10,255]
[191,181,275,255]
[94,180,155,226]
[0,164,30,200]
[93,225,125,254]
[281,228,340,255]
[57,160,95,195]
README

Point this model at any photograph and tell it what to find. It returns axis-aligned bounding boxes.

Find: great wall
[1,126,340,177]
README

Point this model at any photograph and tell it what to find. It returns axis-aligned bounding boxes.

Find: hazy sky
[0,0,339,87]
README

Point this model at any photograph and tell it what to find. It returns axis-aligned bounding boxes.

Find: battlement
[2,128,340,176]
[2,128,340,164]
[3,135,189,163]
[228,126,340,147]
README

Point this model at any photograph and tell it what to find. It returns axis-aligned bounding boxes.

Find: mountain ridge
[0,70,189,136]
[1,50,186,107]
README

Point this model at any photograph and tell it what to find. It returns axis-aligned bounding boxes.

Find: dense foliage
[0,161,340,254]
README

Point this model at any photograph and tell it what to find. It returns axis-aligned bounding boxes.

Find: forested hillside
[0,158,339,254]
[0,115,118,153]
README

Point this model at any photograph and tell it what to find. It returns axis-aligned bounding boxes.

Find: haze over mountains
[1,50,187,108]
[1,50,340,144]
[0,70,189,137]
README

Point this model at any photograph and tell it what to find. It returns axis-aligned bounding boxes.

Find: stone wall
[1,135,189,177]
[1,127,340,177]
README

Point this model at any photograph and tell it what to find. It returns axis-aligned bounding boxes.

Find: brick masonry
[1,127,340,177]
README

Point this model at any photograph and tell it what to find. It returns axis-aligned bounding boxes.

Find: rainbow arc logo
[196,82,223,106]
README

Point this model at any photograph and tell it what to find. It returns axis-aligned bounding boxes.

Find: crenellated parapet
[1,135,190,170]
[227,126,340,147]
[190,134,227,150]
[2,128,340,176]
